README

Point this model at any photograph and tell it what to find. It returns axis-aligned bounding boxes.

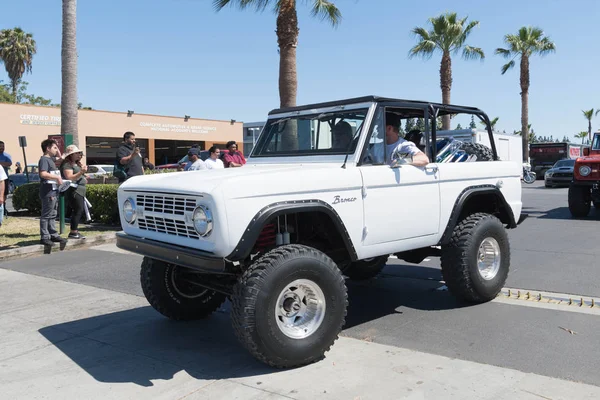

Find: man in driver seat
[384,113,430,167]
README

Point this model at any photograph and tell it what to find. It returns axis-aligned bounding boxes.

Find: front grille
[553,173,572,178]
[136,194,200,239]
[138,215,200,239]
[137,194,196,215]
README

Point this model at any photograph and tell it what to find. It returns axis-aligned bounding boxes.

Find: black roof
[267,95,484,116]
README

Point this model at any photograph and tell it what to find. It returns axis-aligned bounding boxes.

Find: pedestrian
[0,140,12,217]
[115,131,144,183]
[0,164,6,228]
[205,146,224,169]
[186,148,207,171]
[15,161,22,174]
[143,157,155,171]
[38,139,67,246]
[60,145,88,239]
[223,141,246,168]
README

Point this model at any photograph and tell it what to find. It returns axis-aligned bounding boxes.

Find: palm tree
[495,27,555,162]
[61,0,79,146]
[575,131,588,144]
[213,0,340,149]
[582,109,600,144]
[213,0,340,109]
[0,27,37,102]
[409,12,484,130]
[479,116,499,131]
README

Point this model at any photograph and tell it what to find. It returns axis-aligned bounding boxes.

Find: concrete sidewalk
[1,269,598,400]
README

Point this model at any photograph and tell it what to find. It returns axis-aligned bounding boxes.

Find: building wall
[0,103,243,170]
[242,121,265,157]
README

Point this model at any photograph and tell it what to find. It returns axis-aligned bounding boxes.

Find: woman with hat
[60,145,88,239]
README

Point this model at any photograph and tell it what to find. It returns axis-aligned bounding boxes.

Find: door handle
[426,165,438,173]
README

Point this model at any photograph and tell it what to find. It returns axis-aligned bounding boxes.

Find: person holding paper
[60,145,88,239]
[38,139,67,246]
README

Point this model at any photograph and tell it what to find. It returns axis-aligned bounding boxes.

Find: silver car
[544,159,575,188]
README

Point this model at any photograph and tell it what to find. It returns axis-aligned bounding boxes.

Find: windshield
[593,134,600,150]
[252,108,368,157]
[554,159,575,168]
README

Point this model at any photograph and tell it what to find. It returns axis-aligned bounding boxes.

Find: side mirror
[583,147,590,156]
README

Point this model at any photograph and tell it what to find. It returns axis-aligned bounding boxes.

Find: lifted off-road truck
[116,96,526,368]
[568,131,600,217]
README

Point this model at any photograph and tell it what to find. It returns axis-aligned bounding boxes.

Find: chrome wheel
[170,266,209,299]
[275,279,326,339]
[477,238,501,280]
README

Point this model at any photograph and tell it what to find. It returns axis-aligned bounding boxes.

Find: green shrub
[13,182,120,225]
[12,182,42,214]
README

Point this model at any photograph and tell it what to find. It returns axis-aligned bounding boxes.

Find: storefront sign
[139,122,217,134]
[20,114,61,126]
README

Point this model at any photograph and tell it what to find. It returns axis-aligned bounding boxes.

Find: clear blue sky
[1,0,599,142]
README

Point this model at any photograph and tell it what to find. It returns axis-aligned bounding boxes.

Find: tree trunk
[588,119,592,144]
[276,0,298,150]
[61,0,79,146]
[11,80,17,103]
[440,51,452,130]
[520,55,530,162]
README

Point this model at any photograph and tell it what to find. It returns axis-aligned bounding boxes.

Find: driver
[385,113,429,167]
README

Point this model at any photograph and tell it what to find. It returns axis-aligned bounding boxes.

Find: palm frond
[213,0,272,12]
[494,47,512,58]
[463,45,484,61]
[411,26,430,40]
[501,60,515,75]
[595,109,600,116]
[309,0,341,26]
[583,109,594,120]
[408,40,437,60]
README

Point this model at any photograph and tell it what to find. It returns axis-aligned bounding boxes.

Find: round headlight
[545,171,553,178]
[192,205,213,237]
[123,198,136,224]
[579,165,592,176]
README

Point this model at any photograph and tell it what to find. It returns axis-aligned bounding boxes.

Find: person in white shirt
[186,148,207,171]
[384,112,430,167]
[204,146,224,169]
[0,165,6,227]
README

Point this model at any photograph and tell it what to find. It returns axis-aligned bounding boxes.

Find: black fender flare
[226,199,358,262]
[439,185,517,245]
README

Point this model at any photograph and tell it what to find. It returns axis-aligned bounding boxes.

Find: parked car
[86,164,115,179]
[544,159,575,187]
[7,164,40,194]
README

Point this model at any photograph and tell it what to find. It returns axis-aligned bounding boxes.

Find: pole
[22,147,30,183]
[59,134,74,234]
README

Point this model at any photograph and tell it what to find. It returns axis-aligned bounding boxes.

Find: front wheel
[568,184,591,218]
[140,257,226,320]
[231,244,347,368]
[441,213,510,303]
[523,172,536,184]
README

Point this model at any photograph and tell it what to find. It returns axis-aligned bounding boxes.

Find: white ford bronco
[116,96,527,368]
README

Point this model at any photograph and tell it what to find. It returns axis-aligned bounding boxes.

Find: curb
[0,232,118,262]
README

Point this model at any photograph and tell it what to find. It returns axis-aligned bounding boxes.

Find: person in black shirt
[116,131,144,183]
[38,139,67,246]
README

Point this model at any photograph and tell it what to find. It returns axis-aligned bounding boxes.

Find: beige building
[0,103,243,169]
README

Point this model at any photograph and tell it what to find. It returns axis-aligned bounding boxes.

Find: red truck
[568,132,600,217]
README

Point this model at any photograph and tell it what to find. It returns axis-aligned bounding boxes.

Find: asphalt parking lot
[2,181,599,388]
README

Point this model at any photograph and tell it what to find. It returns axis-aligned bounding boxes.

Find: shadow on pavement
[37,263,466,386]
[534,206,600,221]
[38,307,273,386]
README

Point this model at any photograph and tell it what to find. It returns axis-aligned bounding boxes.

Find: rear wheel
[343,256,388,280]
[8,180,15,194]
[140,257,226,320]
[441,213,510,303]
[568,184,591,218]
[231,244,347,368]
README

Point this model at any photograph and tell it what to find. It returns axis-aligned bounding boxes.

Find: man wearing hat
[186,148,207,171]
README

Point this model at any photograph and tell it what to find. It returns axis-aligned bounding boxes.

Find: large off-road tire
[568,184,591,218]
[231,244,347,368]
[140,257,226,320]
[440,213,510,303]
[343,255,389,280]
[460,142,494,161]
